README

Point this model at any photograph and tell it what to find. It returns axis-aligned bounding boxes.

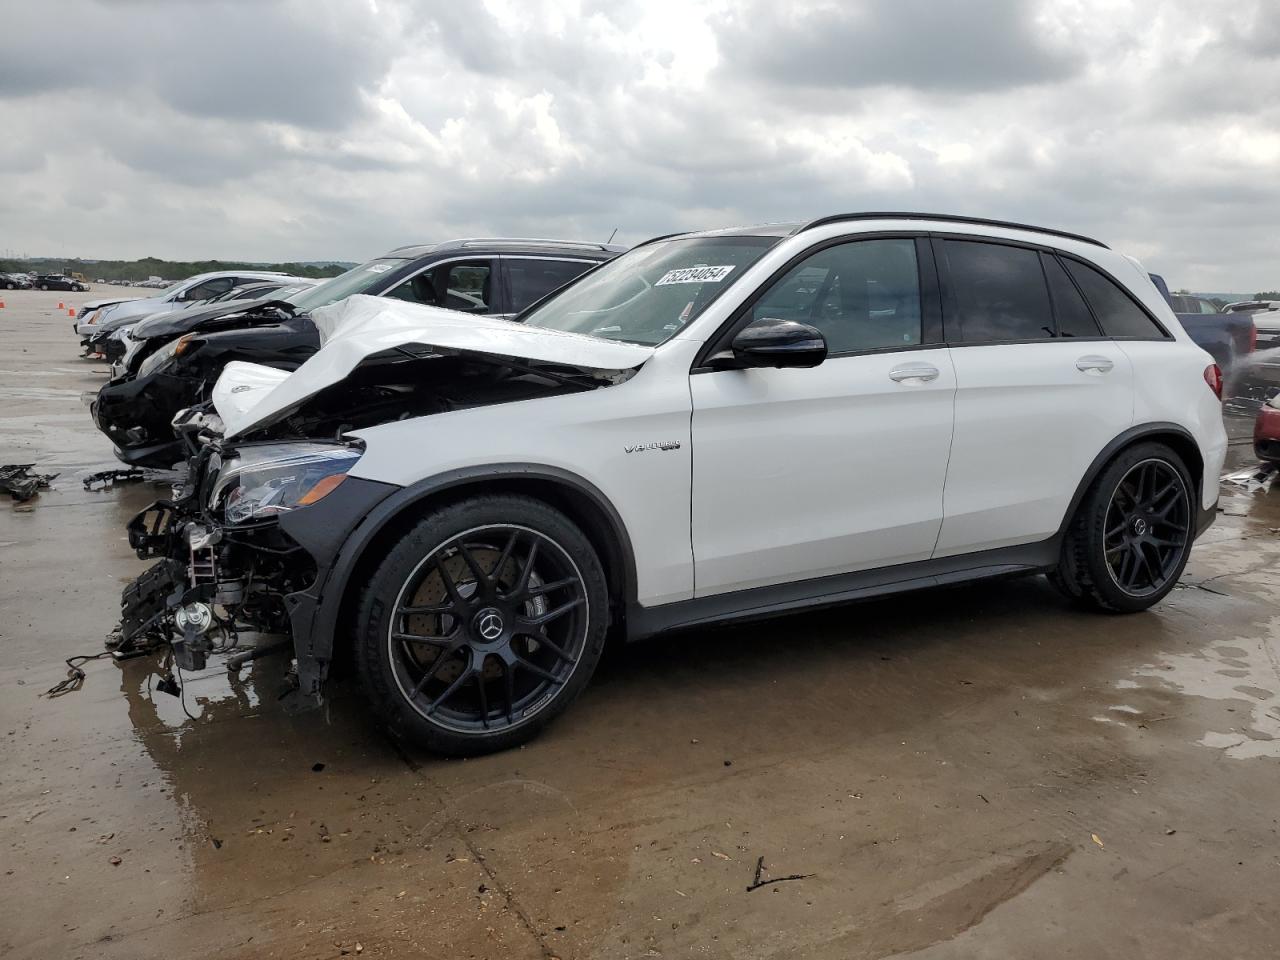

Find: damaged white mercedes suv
[120,213,1228,755]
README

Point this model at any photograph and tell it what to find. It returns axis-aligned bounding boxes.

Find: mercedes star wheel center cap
[476,609,505,641]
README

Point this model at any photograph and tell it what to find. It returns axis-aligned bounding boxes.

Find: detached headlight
[210,442,363,525]
[136,334,197,378]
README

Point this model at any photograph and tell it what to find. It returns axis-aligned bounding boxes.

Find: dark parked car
[93,279,317,367]
[2,273,33,290]
[35,274,86,291]
[92,238,624,466]
[1149,275,1255,373]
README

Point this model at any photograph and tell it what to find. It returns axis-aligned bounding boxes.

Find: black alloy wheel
[1101,458,1190,597]
[356,496,608,755]
[1049,442,1195,613]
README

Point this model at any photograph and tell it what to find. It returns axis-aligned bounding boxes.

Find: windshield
[156,279,190,298]
[287,258,409,313]
[521,236,780,345]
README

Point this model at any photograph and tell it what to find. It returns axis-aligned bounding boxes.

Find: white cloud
[0,0,1277,291]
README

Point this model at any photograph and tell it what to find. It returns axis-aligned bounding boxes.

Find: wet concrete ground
[2,288,1278,959]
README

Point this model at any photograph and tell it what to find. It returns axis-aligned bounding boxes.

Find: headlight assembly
[136,334,197,378]
[209,442,363,525]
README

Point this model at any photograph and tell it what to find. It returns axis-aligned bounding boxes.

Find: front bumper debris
[0,464,58,502]
[93,372,199,468]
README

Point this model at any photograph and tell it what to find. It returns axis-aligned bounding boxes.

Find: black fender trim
[279,463,637,696]
[1053,421,1204,540]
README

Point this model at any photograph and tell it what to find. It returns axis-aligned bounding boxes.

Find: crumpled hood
[214,294,654,438]
[131,296,284,341]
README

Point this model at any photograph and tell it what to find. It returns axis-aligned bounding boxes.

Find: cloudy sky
[1,0,1277,291]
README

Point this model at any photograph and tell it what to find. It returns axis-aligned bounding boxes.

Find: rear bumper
[1255,405,1280,463]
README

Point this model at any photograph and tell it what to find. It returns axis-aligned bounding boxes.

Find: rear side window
[1064,259,1167,338]
[1043,255,1101,337]
[506,258,593,312]
[943,240,1053,342]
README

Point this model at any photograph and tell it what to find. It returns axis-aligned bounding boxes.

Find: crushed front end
[117,412,376,702]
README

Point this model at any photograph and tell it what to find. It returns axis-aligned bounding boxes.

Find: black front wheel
[1049,442,1195,612]
[354,495,609,755]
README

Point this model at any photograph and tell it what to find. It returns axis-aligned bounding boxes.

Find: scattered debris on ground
[82,467,181,491]
[0,464,57,502]
[746,856,814,892]
[1222,463,1277,493]
[43,650,116,697]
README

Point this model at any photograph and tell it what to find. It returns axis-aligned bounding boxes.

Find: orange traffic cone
[58,301,64,309]
[0,300,6,309]
[68,307,75,317]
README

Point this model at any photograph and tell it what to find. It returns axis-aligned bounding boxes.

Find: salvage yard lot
[2,289,1279,959]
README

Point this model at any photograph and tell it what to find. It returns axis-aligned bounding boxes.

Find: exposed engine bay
[115,347,628,699]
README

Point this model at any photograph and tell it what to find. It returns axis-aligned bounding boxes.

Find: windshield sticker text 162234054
[654,265,735,285]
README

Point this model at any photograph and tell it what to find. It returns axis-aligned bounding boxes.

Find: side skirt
[625,538,1060,641]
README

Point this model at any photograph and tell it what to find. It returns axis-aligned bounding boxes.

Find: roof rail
[457,238,619,252]
[794,212,1109,249]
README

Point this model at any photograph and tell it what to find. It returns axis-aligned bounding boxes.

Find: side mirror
[712,317,828,369]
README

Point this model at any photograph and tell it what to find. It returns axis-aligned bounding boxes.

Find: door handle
[889,363,940,383]
[1075,355,1114,375]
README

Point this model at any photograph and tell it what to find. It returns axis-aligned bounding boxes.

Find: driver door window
[385,260,496,314]
[751,238,922,354]
[182,277,233,301]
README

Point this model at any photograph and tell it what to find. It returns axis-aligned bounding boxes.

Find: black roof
[381,238,628,260]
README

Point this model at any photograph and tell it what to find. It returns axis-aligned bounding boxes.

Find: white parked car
[75,270,302,341]
[122,213,1227,756]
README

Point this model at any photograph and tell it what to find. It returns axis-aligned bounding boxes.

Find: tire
[354,495,609,756]
[1049,442,1195,613]
[39,284,48,290]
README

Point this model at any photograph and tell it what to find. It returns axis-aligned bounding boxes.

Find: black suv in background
[92,238,625,467]
[36,275,87,291]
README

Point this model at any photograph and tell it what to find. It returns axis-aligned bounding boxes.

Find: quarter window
[1043,255,1101,337]
[943,240,1053,342]
[751,238,922,354]
[1064,259,1167,338]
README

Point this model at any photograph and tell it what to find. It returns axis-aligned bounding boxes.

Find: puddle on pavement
[1127,615,1280,759]
[125,651,266,736]
[1111,482,1280,760]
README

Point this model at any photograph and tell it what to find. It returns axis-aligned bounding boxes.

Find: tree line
[0,256,349,283]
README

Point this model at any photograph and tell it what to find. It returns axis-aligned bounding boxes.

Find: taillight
[1204,363,1223,400]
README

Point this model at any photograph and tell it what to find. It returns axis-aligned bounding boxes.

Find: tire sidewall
[354,495,609,756]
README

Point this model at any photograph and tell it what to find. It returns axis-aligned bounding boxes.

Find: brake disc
[403,545,547,683]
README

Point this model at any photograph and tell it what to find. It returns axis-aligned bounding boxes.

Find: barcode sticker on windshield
[655,265,735,285]
[366,264,392,273]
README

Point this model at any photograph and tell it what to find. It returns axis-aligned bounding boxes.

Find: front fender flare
[278,463,637,697]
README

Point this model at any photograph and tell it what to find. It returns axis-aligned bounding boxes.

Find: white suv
[122,213,1228,756]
